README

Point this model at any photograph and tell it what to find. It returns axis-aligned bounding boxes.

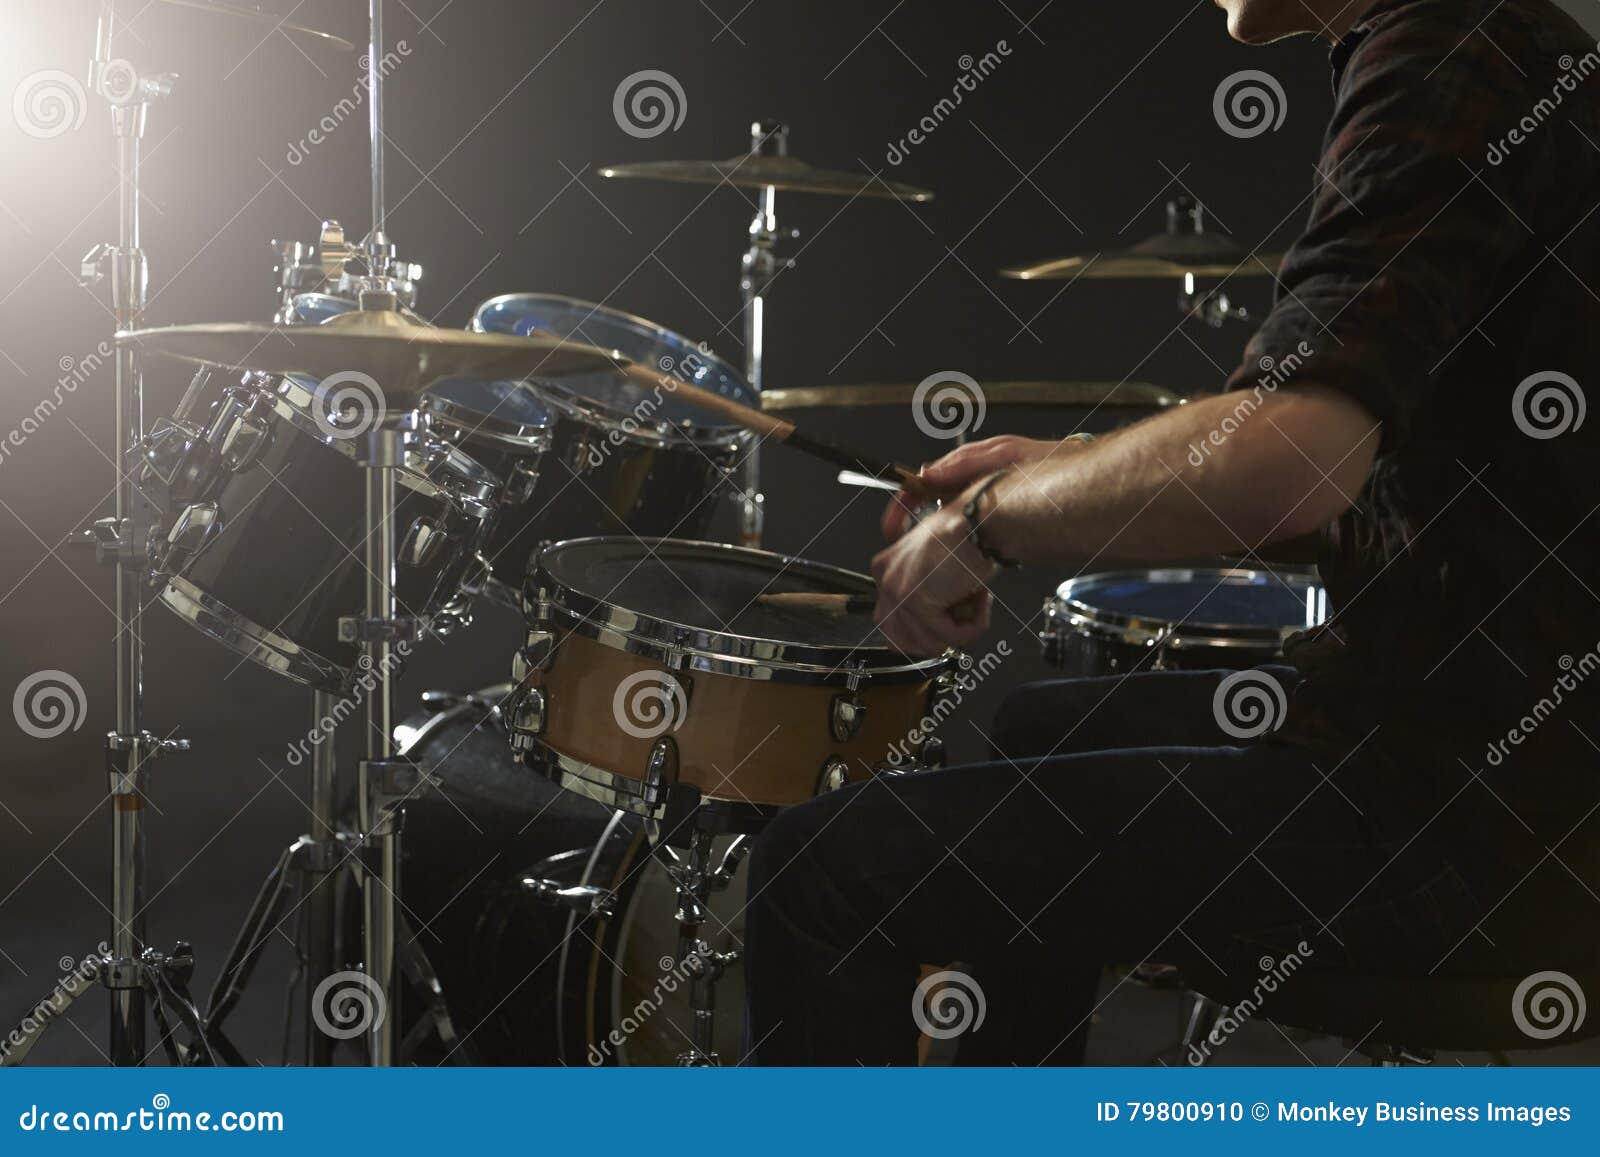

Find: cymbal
[761,380,1185,412]
[153,0,356,53]
[1001,230,1283,281]
[597,155,934,202]
[119,310,624,399]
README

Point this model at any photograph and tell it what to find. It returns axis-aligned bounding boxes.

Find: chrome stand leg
[303,691,341,1066]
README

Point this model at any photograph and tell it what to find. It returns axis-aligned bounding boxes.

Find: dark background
[2,0,1596,1065]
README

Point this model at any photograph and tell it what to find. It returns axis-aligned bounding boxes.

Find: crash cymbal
[1000,232,1284,281]
[761,380,1184,412]
[597,155,934,202]
[152,0,356,53]
[119,309,624,399]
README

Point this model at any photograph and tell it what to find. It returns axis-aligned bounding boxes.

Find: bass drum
[397,687,747,1066]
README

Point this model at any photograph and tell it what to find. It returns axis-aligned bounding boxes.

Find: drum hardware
[16,3,201,1067]
[658,824,748,1066]
[599,122,937,546]
[816,756,853,794]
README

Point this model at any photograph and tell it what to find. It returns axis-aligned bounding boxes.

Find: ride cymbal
[1000,232,1284,281]
[597,155,934,202]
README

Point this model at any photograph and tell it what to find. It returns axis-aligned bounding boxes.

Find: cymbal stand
[737,120,795,547]
[19,1,199,1068]
[657,823,748,1066]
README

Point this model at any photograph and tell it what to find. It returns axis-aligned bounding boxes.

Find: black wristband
[962,471,1019,569]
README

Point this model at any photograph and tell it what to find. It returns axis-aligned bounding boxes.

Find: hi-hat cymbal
[1001,231,1283,281]
[152,0,356,53]
[119,310,624,399]
[761,380,1184,412]
[597,155,934,202]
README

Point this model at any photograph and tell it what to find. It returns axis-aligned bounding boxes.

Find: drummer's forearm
[978,386,1379,564]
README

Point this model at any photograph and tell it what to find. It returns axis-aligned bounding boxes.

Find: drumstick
[623,365,933,499]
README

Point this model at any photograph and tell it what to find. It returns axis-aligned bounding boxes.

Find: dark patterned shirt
[1227,0,1600,830]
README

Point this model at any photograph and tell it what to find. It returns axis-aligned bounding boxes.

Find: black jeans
[744,668,1523,1065]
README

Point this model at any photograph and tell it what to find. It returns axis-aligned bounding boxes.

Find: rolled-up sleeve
[1225,2,1548,450]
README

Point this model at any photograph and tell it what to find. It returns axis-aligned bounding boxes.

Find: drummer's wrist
[954,470,1024,569]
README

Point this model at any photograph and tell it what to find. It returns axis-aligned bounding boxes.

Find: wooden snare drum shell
[532,629,933,807]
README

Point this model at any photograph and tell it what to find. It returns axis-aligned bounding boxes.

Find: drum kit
[5,0,1319,1069]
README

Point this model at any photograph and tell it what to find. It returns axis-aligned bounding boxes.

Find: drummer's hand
[880,435,1067,541]
[871,503,996,656]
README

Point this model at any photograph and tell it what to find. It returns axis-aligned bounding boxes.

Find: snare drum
[1040,567,1327,674]
[154,373,500,691]
[446,295,753,599]
[506,538,951,827]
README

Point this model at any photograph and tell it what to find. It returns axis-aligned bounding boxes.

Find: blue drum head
[473,294,753,430]
[1065,569,1325,633]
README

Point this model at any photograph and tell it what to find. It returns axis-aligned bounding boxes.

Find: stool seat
[1193,968,1599,1053]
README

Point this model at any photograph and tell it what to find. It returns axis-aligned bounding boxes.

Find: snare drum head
[537,537,887,652]
[426,376,552,428]
[473,293,753,433]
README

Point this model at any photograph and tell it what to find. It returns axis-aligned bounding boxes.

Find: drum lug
[218,389,274,473]
[506,688,546,753]
[512,630,555,683]
[816,756,852,794]
[919,736,946,769]
[399,515,447,568]
[158,501,220,575]
[505,460,540,504]
[830,693,867,743]
[644,737,680,803]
